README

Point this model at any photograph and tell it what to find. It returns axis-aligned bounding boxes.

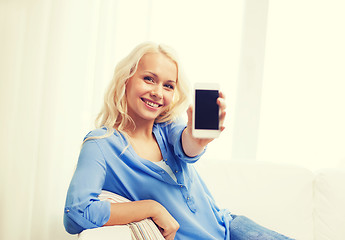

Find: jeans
[230,215,295,240]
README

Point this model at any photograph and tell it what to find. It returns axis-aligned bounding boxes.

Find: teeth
[145,100,159,108]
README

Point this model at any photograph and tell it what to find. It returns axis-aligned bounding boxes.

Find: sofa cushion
[196,161,314,240]
[314,169,345,240]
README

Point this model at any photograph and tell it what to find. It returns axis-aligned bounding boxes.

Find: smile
[141,98,163,108]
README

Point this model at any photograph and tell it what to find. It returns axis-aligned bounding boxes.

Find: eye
[164,84,175,90]
[143,76,154,82]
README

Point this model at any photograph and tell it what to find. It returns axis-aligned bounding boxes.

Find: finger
[158,226,164,235]
[218,91,226,101]
[217,97,227,111]
[220,126,225,132]
[164,232,176,240]
[219,110,226,123]
[162,229,176,240]
[167,232,177,240]
[186,105,193,121]
[219,111,226,130]
[186,105,193,129]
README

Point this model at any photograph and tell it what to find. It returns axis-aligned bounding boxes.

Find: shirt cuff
[64,200,111,234]
[174,126,206,164]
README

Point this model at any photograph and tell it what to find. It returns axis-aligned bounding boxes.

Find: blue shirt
[64,121,232,239]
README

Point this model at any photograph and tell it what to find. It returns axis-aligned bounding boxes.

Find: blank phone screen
[195,89,219,130]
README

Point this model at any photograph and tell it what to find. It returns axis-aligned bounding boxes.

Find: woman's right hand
[151,201,180,240]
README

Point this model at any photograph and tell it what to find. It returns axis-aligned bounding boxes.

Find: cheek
[127,81,145,99]
[164,92,175,106]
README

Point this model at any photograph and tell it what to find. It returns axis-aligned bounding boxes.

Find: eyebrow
[144,71,177,83]
[145,71,158,78]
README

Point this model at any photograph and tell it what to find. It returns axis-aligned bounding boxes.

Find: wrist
[150,200,163,217]
[181,128,206,157]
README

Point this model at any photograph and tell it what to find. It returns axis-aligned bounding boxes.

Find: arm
[182,92,227,157]
[104,201,179,240]
[64,139,110,234]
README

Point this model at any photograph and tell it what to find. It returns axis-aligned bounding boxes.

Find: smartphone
[192,82,220,138]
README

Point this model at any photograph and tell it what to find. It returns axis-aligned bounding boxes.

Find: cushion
[98,190,165,240]
[196,161,314,240]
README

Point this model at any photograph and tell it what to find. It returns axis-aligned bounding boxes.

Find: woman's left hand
[182,91,227,157]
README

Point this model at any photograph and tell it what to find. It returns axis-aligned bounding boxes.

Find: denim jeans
[230,215,295,240]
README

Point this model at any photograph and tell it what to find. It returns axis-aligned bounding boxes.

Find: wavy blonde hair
[85,42,190,142]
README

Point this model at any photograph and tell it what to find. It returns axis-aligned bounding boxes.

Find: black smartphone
[192,83,220,138]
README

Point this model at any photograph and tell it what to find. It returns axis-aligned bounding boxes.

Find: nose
[151,84,163,99]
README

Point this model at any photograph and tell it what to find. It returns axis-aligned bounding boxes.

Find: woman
[64,42,293,240]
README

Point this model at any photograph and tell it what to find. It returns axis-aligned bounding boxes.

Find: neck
[127,120,155,140]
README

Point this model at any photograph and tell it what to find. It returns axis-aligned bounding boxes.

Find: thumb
[186,105,193,128]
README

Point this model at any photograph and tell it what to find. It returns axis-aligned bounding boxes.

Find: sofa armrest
[78,225,131,240]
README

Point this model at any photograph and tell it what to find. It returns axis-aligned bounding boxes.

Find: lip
[141,98,163,109]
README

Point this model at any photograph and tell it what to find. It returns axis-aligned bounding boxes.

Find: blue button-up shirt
[64,121,232,239]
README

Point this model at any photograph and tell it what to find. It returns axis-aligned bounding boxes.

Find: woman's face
[126,52,177,124]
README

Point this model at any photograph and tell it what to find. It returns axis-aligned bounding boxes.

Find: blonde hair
[85,42,190,142]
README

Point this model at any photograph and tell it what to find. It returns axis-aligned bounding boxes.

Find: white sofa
[78,161,345,240]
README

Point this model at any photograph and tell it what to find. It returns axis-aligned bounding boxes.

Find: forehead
[137,53,177,80]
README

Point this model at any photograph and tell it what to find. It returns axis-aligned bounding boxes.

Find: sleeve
[165,121,206,164]
[63,139,111,234]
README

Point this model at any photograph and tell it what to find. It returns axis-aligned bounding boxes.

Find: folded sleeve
[165,121,205,164]
[64,139,111,234]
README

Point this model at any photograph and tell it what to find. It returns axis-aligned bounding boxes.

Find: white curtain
[0,1,120,239]
[0,1,243,239]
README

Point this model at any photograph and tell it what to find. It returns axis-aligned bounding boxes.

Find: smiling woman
[63,42,293,240]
